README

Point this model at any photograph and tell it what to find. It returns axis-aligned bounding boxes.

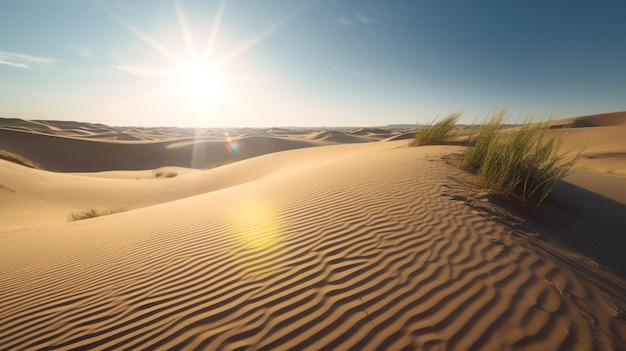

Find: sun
[101,0,309,119]
[170,59,232,111]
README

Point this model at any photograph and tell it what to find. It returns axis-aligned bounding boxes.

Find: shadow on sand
[521,180,626,306]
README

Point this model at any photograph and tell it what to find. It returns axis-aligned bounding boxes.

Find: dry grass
[68,207,127,221]
[154,169,178,178]
[410,112,461,146]
[464,109,585,206]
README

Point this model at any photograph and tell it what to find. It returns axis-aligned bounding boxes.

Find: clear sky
[1,0,625,127]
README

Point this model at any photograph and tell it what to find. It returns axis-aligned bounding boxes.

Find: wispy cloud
[67,43,93,58]
[0,50,56,69]
[338,15,352,25]
[338,10,375,25]
[355,11,374,24]
[110,65,164,77]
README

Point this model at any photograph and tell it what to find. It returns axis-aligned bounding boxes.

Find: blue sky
[1,0,625,127]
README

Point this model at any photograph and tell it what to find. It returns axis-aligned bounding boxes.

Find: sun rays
[97,0,313,122]
[170,59,232,111]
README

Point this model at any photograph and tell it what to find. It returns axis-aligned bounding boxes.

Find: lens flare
[230,202,282,251]
[225,133,240,155]
[228,142,240,154]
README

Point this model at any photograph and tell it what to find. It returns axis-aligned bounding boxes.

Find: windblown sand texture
[1,114,625,350]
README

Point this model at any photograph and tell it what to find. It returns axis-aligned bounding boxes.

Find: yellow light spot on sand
[231,202,282,251]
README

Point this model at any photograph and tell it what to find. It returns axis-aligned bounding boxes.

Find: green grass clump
[154,169,178,178]
[68,207,126,221]
[464,108,507,172]
[464,109,584,206]
[410,112,461,146]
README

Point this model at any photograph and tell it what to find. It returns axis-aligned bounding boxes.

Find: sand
[1,113,625,350]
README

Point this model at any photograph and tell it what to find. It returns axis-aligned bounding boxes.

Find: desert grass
[154,169,178,178]
[464,109,584,205]
[204,160,235,170]
[68,207,127,221]
[464,108,508,172]
[410,112,461,146]
[0,149,41,169]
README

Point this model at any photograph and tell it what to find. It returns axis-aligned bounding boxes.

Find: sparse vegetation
[464,108,507,172]
[410,112,461,146]
[68,207,127,221]
[154,169,178,178]
[463,109,585,206]
[204,160,235,170]
[0,149,41,169]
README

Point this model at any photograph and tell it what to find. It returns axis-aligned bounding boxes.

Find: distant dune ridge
[1,112,626,350]
[0,119,410,171]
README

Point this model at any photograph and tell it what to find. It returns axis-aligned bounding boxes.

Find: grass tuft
[68,207,126,221]
[464,108,507,172]
[463,109,584,206]
[410,112,461,146]
[154,169,178,178]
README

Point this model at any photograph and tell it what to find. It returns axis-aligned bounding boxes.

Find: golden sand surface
[1,113,625,350]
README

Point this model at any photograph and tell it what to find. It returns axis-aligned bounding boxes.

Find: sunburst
[98,0,314,119]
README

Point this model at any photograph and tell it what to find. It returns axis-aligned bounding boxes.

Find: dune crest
[0,118,412,172]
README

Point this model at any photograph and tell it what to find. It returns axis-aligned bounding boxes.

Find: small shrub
[410,112,461,146]
[154,169,178,178]
[68,207,126,221]
[464,110,584,206]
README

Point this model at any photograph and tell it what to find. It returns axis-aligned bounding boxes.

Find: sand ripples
[1,147,624,350]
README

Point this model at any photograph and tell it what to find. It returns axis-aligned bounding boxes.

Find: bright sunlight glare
[170,59,232,111]
[96,0,311,125]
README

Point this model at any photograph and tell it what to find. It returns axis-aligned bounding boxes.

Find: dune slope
[0,118,411,172]
[1,142,625,350]
[548,111,626,176]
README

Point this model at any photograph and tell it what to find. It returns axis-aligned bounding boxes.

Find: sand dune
[0,127,321,172]
[548,111,626,129]
[1,115,626,350]
[384,131,415,141]
[0,118,409,172]
[544,112,626,176]
[307,130,369,143]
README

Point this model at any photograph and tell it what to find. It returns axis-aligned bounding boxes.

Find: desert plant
[68,207,126,221]
[410,112,461,146]
[464,111,584,205]
[464,109,507,172]
[154,169,178,178]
